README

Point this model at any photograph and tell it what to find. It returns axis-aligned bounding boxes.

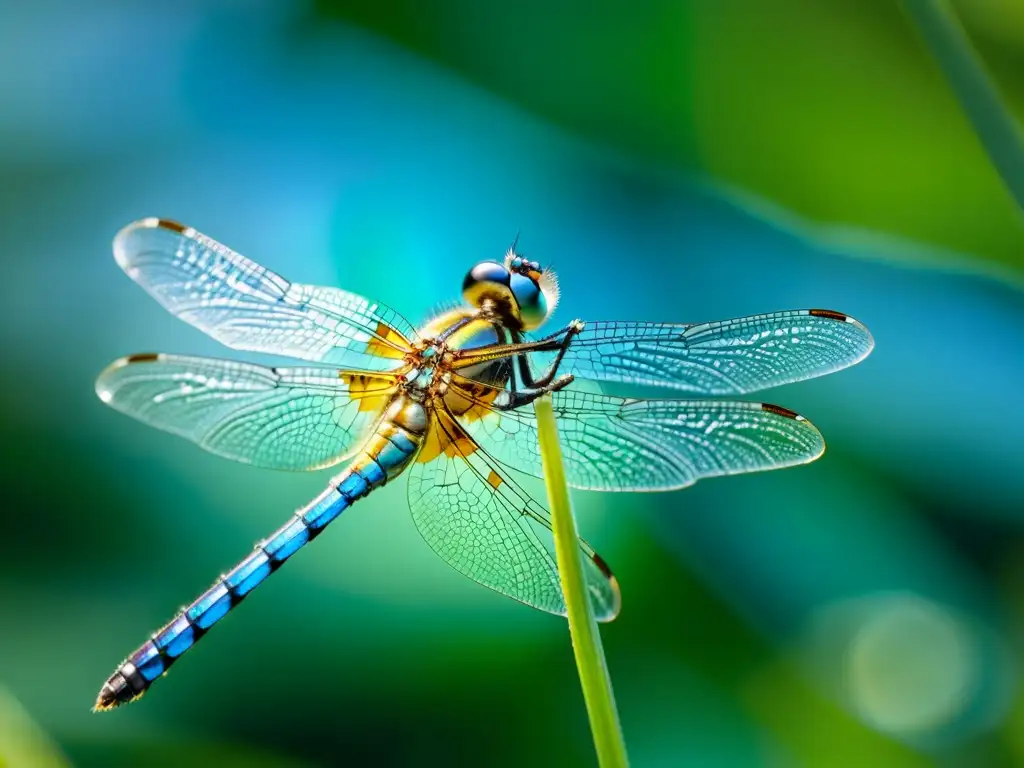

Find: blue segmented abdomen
[95,408,424,711]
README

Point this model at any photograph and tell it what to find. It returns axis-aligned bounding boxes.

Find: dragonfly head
[462,248,559,331]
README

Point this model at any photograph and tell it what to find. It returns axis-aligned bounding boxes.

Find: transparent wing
[545,310,873,395]
[407,405,620,621]
[97,353,398,470]
[451,375,824,491]
[113,218,417,369]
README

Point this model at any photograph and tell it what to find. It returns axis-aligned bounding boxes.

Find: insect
[94,218,873,710]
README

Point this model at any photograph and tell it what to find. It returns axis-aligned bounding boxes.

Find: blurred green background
[1,2,1023,766]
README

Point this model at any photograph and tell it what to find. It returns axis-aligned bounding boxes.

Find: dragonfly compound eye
[462,261,514,308]
[510,272,549,330]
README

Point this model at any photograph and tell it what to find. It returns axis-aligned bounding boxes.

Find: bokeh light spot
[843,595,977,736]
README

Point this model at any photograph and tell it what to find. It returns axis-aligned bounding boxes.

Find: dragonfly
[94,218,873,711]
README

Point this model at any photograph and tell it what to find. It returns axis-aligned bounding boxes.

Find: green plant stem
[534,396,629,768]
[903,0,1024,213]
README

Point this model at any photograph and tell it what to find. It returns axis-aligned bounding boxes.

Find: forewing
[549,310,873,394]
[452,376,824,491]
[407,406,620,621]
[113,218,417,368]
[97,354,398,470]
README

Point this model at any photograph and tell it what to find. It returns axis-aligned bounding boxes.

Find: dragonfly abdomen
[95,401,426,711]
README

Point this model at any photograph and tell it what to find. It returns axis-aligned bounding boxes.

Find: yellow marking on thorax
[420,310,505,424]
[413,309,506,463]
[446,318,498,350]
[419,309,500,351]
[418,308,475,339]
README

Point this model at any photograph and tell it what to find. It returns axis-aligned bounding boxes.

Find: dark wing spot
[761,403,802,420]
[156,219,188,234]
[808,309,848,322]
[126,353,160,364]
[590,552,622,621]
[590,553,615,579]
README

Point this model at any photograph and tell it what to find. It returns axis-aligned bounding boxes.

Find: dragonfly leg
[515,319,583,388]
[529,319,585,346]
[493,373,575,411]
[450,320,584,369]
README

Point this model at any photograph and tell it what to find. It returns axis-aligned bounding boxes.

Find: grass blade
[534,395,629,768]
[903,0,1024,213]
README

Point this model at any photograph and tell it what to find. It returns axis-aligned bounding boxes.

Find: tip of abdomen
[93,664,147,712]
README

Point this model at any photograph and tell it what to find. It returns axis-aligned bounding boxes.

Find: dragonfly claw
[551,374,575,392]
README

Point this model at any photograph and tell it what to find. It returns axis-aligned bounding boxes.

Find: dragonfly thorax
[399,338,455,400]
[409,365,437,391]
